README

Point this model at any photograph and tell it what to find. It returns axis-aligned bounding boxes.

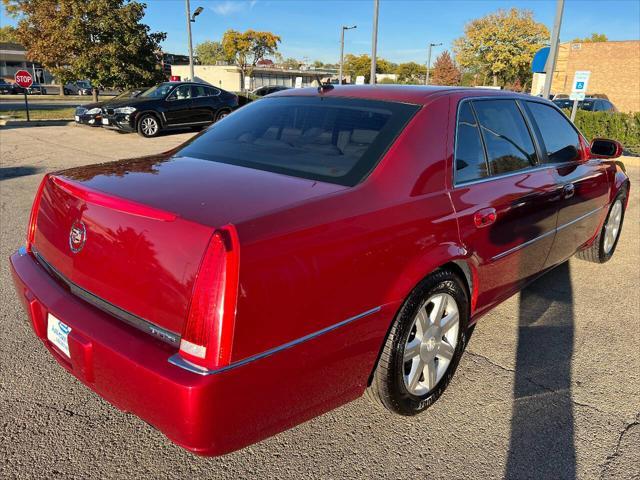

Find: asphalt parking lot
[1,124,638,480]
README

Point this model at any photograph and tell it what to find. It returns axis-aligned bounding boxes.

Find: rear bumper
[10,249,390,455]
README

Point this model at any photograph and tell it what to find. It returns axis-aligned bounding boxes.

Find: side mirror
[590,138,623,159]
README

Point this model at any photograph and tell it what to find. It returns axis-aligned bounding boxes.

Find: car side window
[168,85,191,100]
[455,102,489,184]
[205,87,220,97]
[472,100,538,175]
[192,85,207,98]
[526,101,581,163]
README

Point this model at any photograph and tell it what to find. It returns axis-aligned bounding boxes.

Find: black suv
[101,81,239,137]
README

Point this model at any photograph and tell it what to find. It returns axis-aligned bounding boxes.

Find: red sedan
[10,86,629,455]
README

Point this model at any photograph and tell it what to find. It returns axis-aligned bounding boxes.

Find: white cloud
[210,0,257,16]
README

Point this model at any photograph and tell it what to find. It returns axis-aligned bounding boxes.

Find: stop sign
[14,70,34,89]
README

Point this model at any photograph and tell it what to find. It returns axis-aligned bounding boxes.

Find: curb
[0,119,74,127]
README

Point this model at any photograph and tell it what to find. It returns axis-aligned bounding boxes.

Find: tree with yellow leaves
[222,29,281,91]
[453,8,549,88]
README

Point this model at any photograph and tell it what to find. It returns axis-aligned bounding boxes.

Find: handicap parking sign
[572,71,590,94]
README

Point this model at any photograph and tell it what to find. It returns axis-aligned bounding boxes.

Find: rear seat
[342,129,378,157]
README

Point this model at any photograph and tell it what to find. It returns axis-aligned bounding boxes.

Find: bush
[565,110,640,155]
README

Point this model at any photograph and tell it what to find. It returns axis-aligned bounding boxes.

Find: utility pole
[185,2,204,81]
[425,42,442,85]
[542,0,565,99]
[370,0,379,84]
[339,25,357,85]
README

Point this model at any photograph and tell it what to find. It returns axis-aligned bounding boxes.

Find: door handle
[473,208,497,228]
[563,183,575,199]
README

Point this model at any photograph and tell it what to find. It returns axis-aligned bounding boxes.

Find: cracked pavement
[1,125,638,479]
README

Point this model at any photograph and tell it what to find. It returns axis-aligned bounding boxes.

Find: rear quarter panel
[230,95,464,370]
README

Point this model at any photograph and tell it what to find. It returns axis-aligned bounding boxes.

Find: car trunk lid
[32,174,214,338]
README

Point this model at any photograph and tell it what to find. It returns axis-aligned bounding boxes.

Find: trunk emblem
[69,220,87,253]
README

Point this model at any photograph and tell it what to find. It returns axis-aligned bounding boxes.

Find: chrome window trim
[168,306,382,376]
[490,205,604,261]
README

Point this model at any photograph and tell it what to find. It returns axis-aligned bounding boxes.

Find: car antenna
[315,74,334,92]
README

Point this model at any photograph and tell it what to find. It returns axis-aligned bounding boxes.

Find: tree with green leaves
[395,62,427,84]
[195,40,229,65]
[3,0,166,100]
[343,54,395,83]
[453,8,548,87]
[431,51,461,86]
[222,29,281,91]
[0,25,20,42]
[572,33,608,43]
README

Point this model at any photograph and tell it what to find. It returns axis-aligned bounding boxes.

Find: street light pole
[185,2,204,81]
[370,0,379,85]
[186,0,195,80]
[339,25,357,85]
[542,0,565,99]
[425,42,442,85]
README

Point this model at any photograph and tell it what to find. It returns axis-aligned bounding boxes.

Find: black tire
[576,189,627,264]
[216,109,230,121]
[367,269,470,415]
[136,113,161,138]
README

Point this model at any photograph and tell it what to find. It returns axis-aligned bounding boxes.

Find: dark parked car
[251,85,290,97]
[10,86,629,456]
[75,88,147,126]
[26,83,47,95]
[101,81,239,137]
[0,79,15,94]
[554,97,618,112]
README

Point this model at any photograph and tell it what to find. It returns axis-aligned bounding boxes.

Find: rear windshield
[176,96,419,186]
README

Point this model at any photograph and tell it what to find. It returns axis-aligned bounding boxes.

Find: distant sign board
[569,92,586,101]
[571,70,591,94]
[294,76,303,88]
[355,75,365,85]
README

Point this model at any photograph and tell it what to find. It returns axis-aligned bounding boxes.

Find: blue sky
[2,0,639,63]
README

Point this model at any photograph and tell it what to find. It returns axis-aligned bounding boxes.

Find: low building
[531,40,640,112]
[0,42,53,84]
[170,64,333,92]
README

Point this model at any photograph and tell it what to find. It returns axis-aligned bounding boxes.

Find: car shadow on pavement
[0,166,42,180]
[505,261,576,480]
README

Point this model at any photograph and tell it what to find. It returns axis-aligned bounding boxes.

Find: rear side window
[473,100,537,175]
[177,96,419,186]
[455,102,489,183]
[526,102,581,163]
[205,86,220,97]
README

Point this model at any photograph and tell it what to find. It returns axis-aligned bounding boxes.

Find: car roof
[269,85,536,105]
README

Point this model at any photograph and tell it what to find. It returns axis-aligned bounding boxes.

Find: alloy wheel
[403,293,460,396]
[603,199,623,254]
[141,117,159,136]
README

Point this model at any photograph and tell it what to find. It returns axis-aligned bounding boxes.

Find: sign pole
[542,0,565,99]
[570,99,579,122]
[24,91,30,122]
[15,69,33,122]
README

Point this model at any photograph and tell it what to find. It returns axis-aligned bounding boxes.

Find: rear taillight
[179,225,240,370]
[26,175,49,253]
